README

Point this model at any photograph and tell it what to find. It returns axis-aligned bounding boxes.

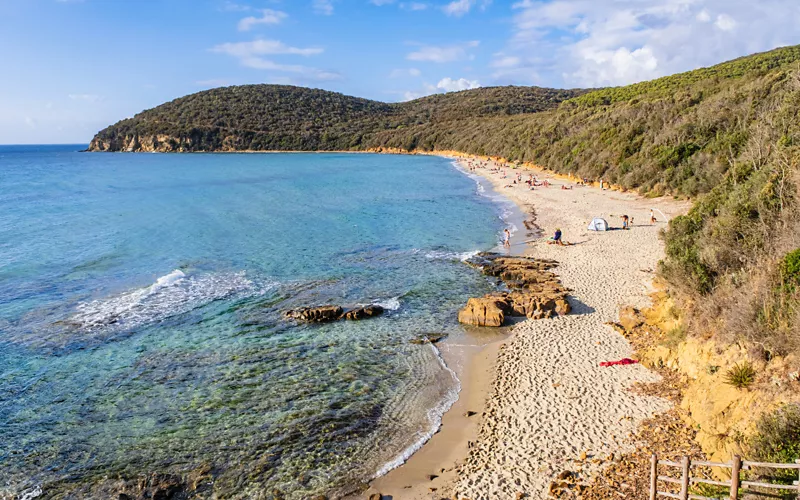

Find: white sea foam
[374,296,402,311]
[424,249,481,262]
[373,342,461,478]
[15,485,42,500]
[69,270,262,332]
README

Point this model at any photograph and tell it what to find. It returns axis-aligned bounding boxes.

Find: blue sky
[2,0,799,144]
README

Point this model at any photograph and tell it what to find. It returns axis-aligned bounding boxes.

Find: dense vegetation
[91,45,800,358]
[89,85,585,152]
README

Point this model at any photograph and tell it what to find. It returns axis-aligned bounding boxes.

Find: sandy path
[451,160,689,499]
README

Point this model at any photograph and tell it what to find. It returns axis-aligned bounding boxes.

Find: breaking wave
[68,269,263,332]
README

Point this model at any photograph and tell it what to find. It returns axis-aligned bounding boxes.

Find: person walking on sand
[503,228,511,248]
[650,209,657,225]
[621,214,630,230]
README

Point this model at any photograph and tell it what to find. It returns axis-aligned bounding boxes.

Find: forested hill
[87,85,586,153]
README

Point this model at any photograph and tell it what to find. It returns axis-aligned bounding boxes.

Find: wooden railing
[650,454,800,500]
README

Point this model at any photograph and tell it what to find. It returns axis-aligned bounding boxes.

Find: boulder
[284,305,343,323]
[618,306,645,331]
[458,298,506,327]
[341,305,384,321]
[555,298,571,316]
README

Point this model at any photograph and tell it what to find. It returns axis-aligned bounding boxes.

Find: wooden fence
[650,455,800,500]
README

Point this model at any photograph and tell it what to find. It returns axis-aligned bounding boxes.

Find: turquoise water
[0,146,509,498]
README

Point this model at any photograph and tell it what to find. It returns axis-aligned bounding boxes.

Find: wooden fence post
[680,456,691,500]
[650,453,658,500]
[730,455,741,500]
[795,458,800,500]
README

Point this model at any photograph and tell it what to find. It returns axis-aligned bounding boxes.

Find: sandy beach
[367,155,690,499]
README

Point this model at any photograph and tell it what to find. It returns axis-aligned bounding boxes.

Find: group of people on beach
[471,157,663,250]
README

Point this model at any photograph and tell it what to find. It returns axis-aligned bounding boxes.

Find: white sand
[449,158,690,499]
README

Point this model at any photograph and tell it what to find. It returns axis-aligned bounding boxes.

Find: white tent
[588,218,609,231]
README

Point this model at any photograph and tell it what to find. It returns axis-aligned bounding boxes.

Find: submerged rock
[284,304,385,323]
[410,333,448,344]
[341,305,384,321]
[458,254,571,327]
[284,305,344,323]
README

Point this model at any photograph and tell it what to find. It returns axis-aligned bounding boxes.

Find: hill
[88,85,585,153]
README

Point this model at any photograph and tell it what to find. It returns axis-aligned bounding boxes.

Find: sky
[2,0,800,144]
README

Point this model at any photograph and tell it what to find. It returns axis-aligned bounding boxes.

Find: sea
[0,146,518,499]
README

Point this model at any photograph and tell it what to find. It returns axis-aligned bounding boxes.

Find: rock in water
[284,305,343,323]
[458,298,506,327]
[341,304,384,320]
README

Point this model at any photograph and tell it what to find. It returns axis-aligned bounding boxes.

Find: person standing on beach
[650,209,657,224]
[503,228,511,248]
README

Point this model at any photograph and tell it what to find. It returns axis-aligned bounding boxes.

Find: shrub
[780,248,800,294]
[749,404,800,484]
[724,362,757,389]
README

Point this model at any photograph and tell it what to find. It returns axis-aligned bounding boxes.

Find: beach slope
[450,160,689,499]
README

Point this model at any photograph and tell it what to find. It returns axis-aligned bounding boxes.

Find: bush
[780,248,800,293]
[749,404,800,484]
[724,362,757,389]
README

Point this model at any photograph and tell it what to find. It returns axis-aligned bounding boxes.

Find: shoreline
[363,152,690,499]
[362,160,529,499]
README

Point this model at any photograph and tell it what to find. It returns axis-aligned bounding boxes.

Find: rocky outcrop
[284,304,384,323]
[611,288,800,465]
[458,297,508,327]
[458,254,571,327]
[341,305,384,320]
[284,305,344,323]
[87,134,197,153]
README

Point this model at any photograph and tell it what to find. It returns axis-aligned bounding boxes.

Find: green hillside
[88,85,585,152]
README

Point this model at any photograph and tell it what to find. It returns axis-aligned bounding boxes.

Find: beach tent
[588,218,609,231]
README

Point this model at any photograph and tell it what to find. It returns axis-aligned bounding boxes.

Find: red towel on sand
[599,358,639,367]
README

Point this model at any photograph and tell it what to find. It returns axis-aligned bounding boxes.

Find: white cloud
[210,40,339,81]
[714,13,737,31]
[221,1,251,12]
[442,0,490,17]
[443,0,472,16]
[238,9,287,31]
[389,68,422,78]
[68,94,102,102]
[491,53,520,68]
[24,117,36,128]
[493,0,800,88]
[407,40,479,63]
[436,77,481,92]
[373,0,429,9]
[211,39,323,58]
[313,0,334,15]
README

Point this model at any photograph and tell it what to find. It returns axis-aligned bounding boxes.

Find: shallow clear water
[0,147,509,498]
